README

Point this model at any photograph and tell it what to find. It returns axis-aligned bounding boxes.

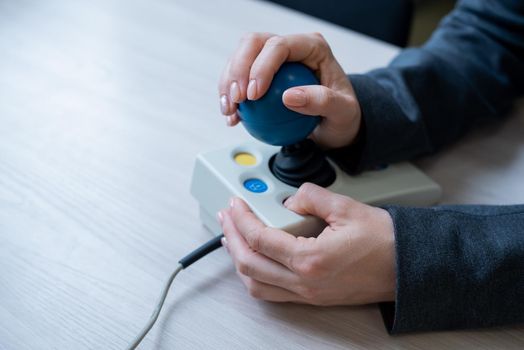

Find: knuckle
[296,182,318,200]
[295,253,325,279]
[310,32,333,58]
[334,196,351,208]
[344,93,357,106]
[247,226,265,252]
[265,35,286,48]
[246,280,263,299]
[317,87,334,106]
[298,285,318,301]
[311,32,326,42]
[236,254,252,277]
[331,196,353,218]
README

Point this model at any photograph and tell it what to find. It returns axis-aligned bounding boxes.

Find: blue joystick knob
[238,62,320,146]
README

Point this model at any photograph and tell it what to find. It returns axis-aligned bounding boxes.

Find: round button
[243,178,268,193]
[234,152,257,166]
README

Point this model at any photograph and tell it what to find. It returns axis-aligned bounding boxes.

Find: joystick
[190,65,441,237]
[238,62,336,188]
[269,139,335,187]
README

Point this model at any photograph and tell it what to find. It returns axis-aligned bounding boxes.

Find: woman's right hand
[218,32,362,149]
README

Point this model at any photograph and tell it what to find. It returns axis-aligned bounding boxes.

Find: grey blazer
[328,0,524,333]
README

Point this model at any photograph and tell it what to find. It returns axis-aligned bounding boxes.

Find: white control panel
[191,141,441,237]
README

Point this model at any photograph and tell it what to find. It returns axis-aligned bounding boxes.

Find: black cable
[179,234,224,268]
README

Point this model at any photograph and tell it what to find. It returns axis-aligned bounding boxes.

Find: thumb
[284,183,343,221]
[282,85,353,118]
[282,85,359,148]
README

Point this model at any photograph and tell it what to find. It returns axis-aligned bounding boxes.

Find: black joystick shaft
[269,139,336,188]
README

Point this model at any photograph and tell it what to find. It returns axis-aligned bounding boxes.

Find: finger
[284,183,355,223]
[219,90,236,116]
[218,32,275,106]
[237,273,305,303]
[226,112,240,127]
[218,61,237,116]
[229,198,298,270]
[282,85,359,147]
[247,33,322,100]
[282,85,354,118]
[221,209,299,289]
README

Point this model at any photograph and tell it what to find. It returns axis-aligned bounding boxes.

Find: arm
[217,2,524,334]
[329,0,524,172]
[219,186,524,334]
[381,204,524,333]
[324,0,524,333]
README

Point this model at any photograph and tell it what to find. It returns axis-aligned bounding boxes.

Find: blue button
[243,178,268,193]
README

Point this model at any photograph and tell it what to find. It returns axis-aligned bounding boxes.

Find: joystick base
[190,141,442,237]
[269,139,336,188]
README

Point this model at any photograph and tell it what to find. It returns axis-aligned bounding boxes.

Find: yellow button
[234,152,257,166]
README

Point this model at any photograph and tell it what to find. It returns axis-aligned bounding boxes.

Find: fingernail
[247,79,257,100]
[283,195,294,207]
[221,237,229,253]
[220,94,229,114]
[283,89,307,107]
[229,197,235,208]
[216,211,224,224]
[226,115,233,126]
[230,81,240,103]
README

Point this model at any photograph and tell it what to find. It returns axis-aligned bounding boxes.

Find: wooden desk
[1,0,522,348]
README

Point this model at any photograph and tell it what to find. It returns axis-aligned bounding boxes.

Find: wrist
[325,112,367,175]
[375,208,397,302]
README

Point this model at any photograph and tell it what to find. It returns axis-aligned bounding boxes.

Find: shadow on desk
[263,302,524,349]
[145,263,523,349]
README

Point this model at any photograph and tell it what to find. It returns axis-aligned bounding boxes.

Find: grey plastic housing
[191,141,441,237]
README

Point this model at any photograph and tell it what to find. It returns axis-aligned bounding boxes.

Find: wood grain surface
[1,0,523,349]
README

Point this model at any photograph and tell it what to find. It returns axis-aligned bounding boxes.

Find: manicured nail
[230,81,241,103]
[221,237,229,253]
[220,94,229,114]
[216,211,224,224]
[247,79,257,100]
[283,195,294,207]
[283,88,307,107]
[229,197,235,208]
[226,115,233,126]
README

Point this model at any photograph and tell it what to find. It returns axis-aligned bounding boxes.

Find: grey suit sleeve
[328,0,524,173]
[324,0,524,333]
[380,204,524,333]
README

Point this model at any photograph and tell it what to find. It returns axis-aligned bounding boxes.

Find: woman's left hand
[217,183,396,305]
